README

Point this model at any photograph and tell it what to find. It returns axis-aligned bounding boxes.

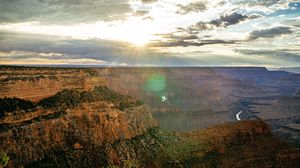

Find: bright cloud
[0,0,299,67]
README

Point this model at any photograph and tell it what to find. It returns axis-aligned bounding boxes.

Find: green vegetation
[0,76,46,82]
[0,97,37,118]
[22,127,217,168]
[118,100,144,111]
[38,90,82,109]
[104,159,140,168]
[0,86,144,119]
[105,165,119,168]
[38,86,144,111]
[0,111,67,132]
[0,152,9,167]
[123,159,140,168]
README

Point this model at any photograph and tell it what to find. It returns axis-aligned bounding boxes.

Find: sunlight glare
[111,18,156,46]
[0,18,159,46]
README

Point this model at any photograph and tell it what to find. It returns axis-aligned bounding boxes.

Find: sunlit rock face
[0,67,105,101]
[0,102,157,167]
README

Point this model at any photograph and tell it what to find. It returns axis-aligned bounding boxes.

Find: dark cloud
[149,39,236,47]
[0,31,132,62]
[155,25,294,48]
[236,49,300,62]
[142,16,154,21]
[177,1,207,14]
[0,31,198,66]
[0,0,132,24]
[187,12,261,33]
[153,12,260,47]
[135,10,149,16]
[158,34,199,41]
[248,26,293,40]
[151,32,236,47]
[140,0,158,4]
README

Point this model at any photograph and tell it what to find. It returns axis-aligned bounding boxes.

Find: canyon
[1,66,300,167]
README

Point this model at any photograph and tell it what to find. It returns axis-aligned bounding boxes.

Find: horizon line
[1,64,300,69]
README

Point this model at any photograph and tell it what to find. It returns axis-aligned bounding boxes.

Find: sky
[0,0,299,67]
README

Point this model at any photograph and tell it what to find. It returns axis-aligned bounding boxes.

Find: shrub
[0,152,9,167]
[105,165,119,168]
[38,86,144,111]
[124,159,140,168]
[0,97,37,118]
[38,89,82,109]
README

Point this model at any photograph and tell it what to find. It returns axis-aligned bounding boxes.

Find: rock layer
[0,102,157,167]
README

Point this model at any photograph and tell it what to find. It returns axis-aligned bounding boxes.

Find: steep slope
[161,120,300,168]
[0,86,157,167]
[103,67,271,112]
[0,66,104,101]
[2,66,300,132]
[0,104,157,167]
[1,107,299,168]
[254,96,300,119]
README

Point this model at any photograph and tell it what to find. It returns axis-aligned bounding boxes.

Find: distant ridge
[1,64,270,69]
[278,67,300,74]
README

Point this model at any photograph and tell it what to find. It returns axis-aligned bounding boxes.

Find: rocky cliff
[0,66,104,101]
[2,66,300,136]
[1,66,300,168]
[161,120,300,168]
[0,80,157,167]
[0,102,157,167]
[0,98,299,167]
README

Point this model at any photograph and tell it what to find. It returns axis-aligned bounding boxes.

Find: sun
[111,18,156,46]
[126,34,151,46]
[117,26,153,46]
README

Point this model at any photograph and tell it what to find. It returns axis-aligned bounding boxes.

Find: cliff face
[2,66,300,135]
[214,67,300,86]
[4,116,298,168]
[103,67,269,112]
[1,102,299,167]
[1,66,300,168]
[0,67,104,101]
[162,120,300,168]
[0,102,157,167]
[2,66,300,134]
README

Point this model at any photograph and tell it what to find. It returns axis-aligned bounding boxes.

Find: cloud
[0,31,198,66]
[152,12,260,47]
[234,0,282,6]
[154,25,295,48]
[177,1,207,14]
[232,0,299,15]
[236,49,300,62]
[135,10,149,16]
[157,34,199,41]
[149,38,236,47]
[0,0,132,24]
[140,0,158,4]
[187,12,261,33]
[0,31,132,62]
[248,26,293,40]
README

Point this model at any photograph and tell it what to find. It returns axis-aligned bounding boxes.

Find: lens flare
[145,74,166,92]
